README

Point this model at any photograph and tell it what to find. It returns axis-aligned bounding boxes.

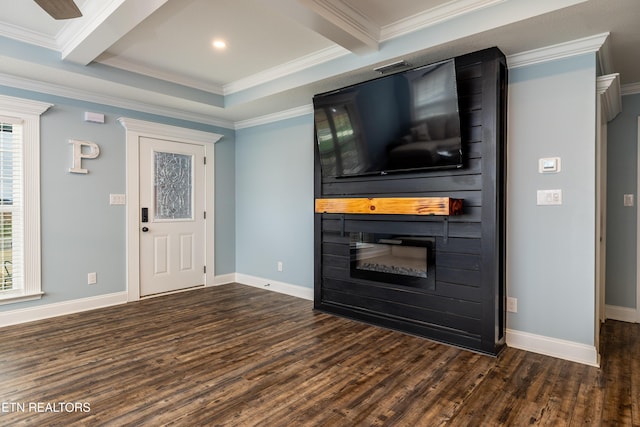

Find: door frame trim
[119,118,223,302]
[637,115,640,322]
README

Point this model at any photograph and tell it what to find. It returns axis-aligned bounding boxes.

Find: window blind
[0,116,23,293]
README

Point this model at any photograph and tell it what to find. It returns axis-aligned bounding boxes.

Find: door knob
[142,227,149,232]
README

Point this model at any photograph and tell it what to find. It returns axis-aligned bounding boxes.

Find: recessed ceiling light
[212,40,226,49]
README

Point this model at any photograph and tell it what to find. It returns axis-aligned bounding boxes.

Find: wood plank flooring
[0,283,635,426]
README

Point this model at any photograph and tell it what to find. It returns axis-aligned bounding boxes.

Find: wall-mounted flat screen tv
[313,59,462,178]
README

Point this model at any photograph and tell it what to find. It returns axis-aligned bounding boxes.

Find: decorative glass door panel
[154,151,193,220]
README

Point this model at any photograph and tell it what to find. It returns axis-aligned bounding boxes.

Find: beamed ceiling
[0,0,638,127]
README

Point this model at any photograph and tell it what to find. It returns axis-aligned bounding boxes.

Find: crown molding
[0,94,52,116]
[507,32,609,69]
[0,66,312,131]
[597,73,621,122]
[381,0,506,41]
[0,22,59,50]
[621,82,640,96]
[224,45,348,95]
[596,73,619,95]
[96,44,348,98]
[597,31,614,76]
[0,72,234,129]
[234,104,313,130]
[96,56,224,95]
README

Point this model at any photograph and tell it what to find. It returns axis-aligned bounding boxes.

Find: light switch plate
[537,189,562,205]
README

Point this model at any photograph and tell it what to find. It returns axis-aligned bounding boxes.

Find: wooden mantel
[314,197,463,216]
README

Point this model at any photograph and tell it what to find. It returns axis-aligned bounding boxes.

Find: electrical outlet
[88,272,97,285]
[507,297,517,313]
[109,194,126,205]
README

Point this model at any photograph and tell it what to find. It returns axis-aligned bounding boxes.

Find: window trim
[0,95,51,304]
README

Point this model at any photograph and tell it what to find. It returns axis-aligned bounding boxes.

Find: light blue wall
[506,53,597,344]
[606,93,640,308]
[40,104,127,303]
[235,115,314,288]
[0,87,236,311]
[214,133,236,276]
[1,51,602,350]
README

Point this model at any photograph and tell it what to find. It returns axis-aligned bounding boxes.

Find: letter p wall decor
[69,139,100,174]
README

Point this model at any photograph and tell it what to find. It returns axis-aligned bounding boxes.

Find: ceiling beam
[267,0,379,54]
[59,0,168,65]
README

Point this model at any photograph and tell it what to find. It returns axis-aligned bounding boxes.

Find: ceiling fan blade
[33,0,82,20]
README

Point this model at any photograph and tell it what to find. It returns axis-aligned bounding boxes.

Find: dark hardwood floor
[0,283,636,426]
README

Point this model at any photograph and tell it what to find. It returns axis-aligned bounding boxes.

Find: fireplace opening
[350,233,435,290]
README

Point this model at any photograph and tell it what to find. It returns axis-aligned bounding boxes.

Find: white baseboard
[0,273,310,329]
[605,304,638,323]
[0,291,128,328]
[211,273,237,286]
[506,328,599,367]
[235,273,314,300]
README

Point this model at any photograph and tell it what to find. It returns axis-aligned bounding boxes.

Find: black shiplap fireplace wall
[313,47,507,355]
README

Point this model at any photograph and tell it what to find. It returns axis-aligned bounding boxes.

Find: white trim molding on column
[506,329,600,367]
[605,304,637,323]
[637,116,640,323]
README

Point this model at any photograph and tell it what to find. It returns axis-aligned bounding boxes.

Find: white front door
[139,137,206,297]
